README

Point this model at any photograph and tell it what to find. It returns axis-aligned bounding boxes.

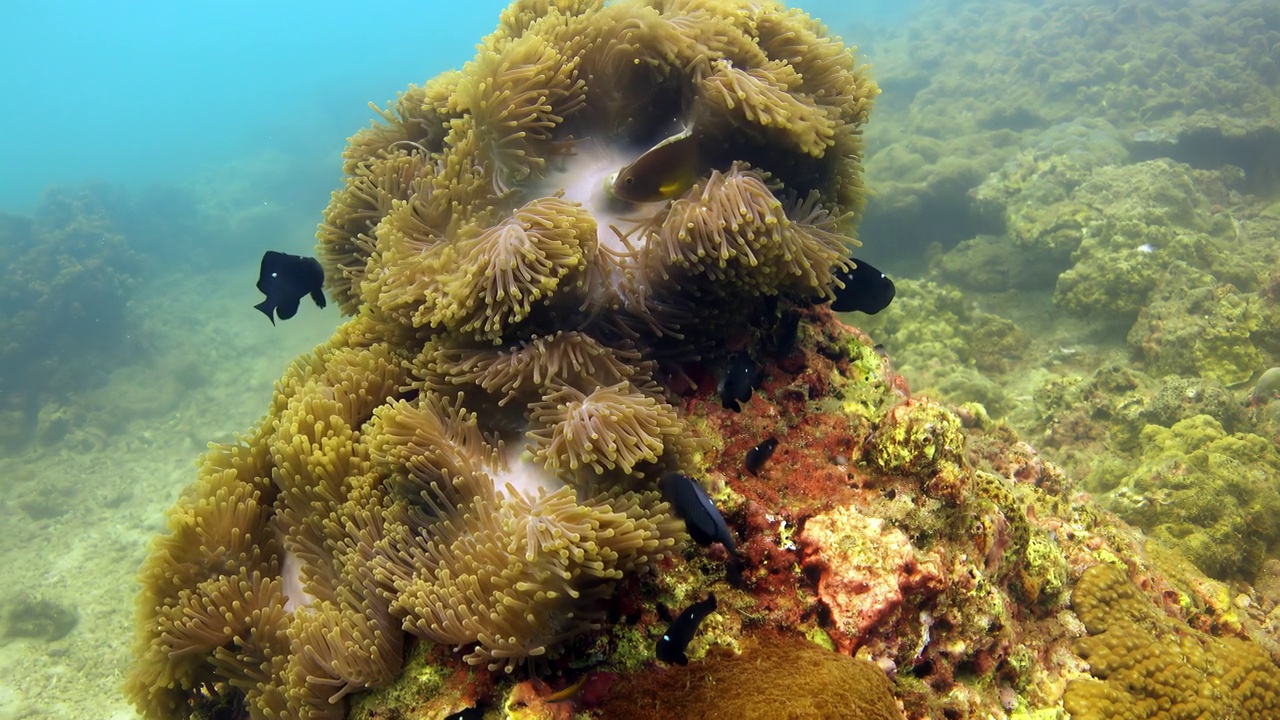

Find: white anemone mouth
[533,141,671,313]
[279,545,316,613]
[491,443,565,501]
[536,141,665,256]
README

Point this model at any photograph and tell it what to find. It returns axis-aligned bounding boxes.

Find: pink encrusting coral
[798,507,946,649]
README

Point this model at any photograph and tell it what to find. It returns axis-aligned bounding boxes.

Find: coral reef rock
[0,187,140,448]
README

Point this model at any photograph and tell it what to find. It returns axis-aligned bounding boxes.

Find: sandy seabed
[0,264,337,720]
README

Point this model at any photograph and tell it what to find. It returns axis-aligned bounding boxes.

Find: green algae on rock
[0,187,141,449]
[1036,158,1241,325]
[851,277,1025,416]
[1090,414,1280,582]
[861,0,1280,258]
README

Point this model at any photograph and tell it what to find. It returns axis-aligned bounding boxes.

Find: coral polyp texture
[1065,563,1280,719]
[127,1,878,719]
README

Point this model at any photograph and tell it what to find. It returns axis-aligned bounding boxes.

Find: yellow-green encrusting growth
[868,398,969,503]
[968,471,1067,604]
[1065,563,1280,719]
[1091,414,1280,581]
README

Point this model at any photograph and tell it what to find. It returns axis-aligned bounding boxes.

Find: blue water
[0,0,908,214]
[0,0,508,212]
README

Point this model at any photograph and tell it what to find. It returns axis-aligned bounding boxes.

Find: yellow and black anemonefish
[605,124,703,203]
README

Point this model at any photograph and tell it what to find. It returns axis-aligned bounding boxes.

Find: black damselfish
[656,593,717,665]
[442,705,485,720]
[744,436,779,476]
[660,472,735,554]
[831,258,895,314]
[718,352,761,412]
[775,309,802,356]
[254,251,326,325]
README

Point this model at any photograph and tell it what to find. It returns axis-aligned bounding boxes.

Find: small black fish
[831,258,895,314]
[744,436,779,476]
[254,250,326,325]
[774,309,802,356]
[660,472,735,554]
[443,705,485,720]
[718,352,761,412]
[656,593,717,665]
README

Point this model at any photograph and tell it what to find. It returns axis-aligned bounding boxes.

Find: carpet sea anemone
[126,1,875,718]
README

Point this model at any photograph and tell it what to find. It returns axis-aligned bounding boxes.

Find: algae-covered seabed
[0,269,334,720]
[2,0,1279,717]
[853,0,1280,587]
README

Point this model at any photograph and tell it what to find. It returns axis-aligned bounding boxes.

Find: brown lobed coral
[127,1,877,718]
[1065,563,1280,719]
[597,631,904,719]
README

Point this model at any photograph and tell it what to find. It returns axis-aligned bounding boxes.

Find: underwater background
[2,0,1279,718]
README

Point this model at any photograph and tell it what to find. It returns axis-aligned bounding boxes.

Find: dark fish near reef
[757,296,802,357]
[718,352,761,412]
[656,593,717,666]
[254,250,326,325]
[744,436,779,476]
[606,125,701,203]
[660,472,735,554]
[443,705,485,720]
[831,258,895,314]
[775,309,802,356]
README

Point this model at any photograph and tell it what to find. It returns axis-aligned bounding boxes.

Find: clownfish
[605,125,702,203]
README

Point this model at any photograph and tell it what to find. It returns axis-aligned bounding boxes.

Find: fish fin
[276,295,302,320]
[718,531,737,557]
[726,559,743,587]
[309,286,327,309]
[254,300,276,325]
